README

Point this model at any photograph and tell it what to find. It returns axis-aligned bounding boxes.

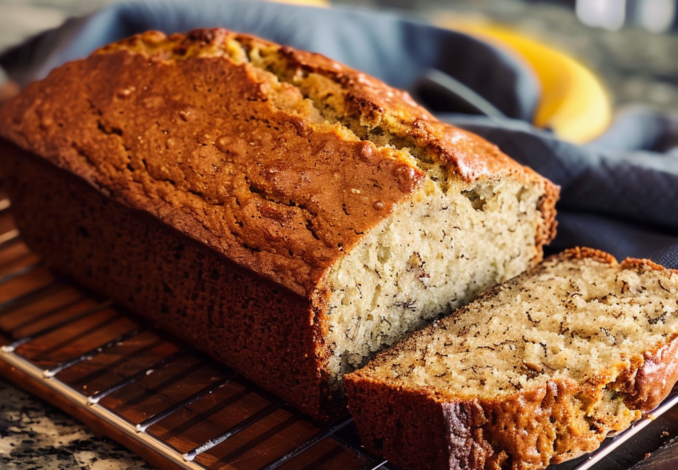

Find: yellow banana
[439,20,611,143]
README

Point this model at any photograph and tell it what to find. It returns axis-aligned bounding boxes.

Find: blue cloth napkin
[2,0,676,267]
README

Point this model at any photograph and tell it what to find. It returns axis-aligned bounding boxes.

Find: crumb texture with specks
[346,248,678,470]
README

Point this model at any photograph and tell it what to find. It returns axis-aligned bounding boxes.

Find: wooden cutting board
[0,192,676,470]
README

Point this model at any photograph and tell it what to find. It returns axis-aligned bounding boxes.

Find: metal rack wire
[0,196,675,470]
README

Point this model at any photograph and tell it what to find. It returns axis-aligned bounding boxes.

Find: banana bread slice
[0,28,557,420]
[345,248,678,469]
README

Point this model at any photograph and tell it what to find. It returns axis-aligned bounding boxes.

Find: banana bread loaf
[345,247,678,469]
[0,28,558,420]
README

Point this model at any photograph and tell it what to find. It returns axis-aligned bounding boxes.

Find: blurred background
[0,0,677,147]
[1,0,677,117]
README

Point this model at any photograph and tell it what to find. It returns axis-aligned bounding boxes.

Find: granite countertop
[1,1,677,469]
[0,376,151,469]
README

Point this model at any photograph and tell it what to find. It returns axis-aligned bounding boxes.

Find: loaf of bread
[345,247,678,469]
[0,28,558,420]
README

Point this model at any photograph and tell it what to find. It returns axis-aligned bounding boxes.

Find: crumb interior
[324,178,541,383]
[366,256,678,399]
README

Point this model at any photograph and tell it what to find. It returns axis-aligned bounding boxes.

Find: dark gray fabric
[0,0,538,121]
[1,0,676,268]
[588,107,674,153]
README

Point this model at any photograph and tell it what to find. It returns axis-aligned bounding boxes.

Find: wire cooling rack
[0,193,676,470]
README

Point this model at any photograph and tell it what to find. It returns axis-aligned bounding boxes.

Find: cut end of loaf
[324,175,545,386]
[346,249,678,470]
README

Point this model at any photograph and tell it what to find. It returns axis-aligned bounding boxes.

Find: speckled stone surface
[0,376,152,469]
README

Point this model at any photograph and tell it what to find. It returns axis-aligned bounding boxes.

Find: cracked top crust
[0,28,557,296]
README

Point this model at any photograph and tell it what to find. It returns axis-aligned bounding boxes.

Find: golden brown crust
[615,259,678,410]
[0,43,415,297]
[622,257,672,272]
[264,38,556,186]
[618,257,678,410]
[621,334,678,411]
[345,372,638,470]
[345,378,453,470]
[346,370,643,470]
[551,246,618,265]
[1,142,341,420]
[0,28,557,296]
